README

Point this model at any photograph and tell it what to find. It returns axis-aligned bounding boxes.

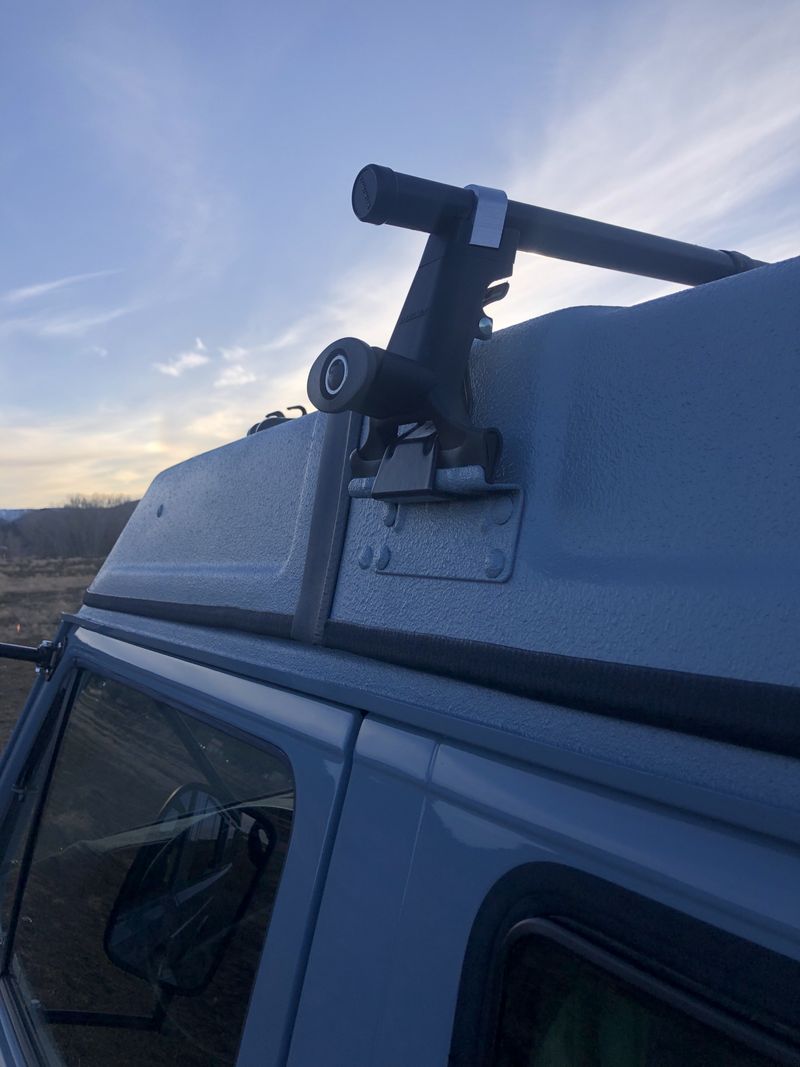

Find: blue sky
[2,0,798,506]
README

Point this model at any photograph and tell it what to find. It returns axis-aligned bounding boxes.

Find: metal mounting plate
[355,488,523,584]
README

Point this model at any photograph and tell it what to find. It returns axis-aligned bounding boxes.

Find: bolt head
[358,546,373,570]
[484,548,505,579]
[491,495,514,525]
[375,545,391,571]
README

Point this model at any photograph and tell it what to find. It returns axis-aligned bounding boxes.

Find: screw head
[375,545,391,571]
[358,546,373,570]
[484,548,505,579]
[491,495,514,525]
[383,503,398,527]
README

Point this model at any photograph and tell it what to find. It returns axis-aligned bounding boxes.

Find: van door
[0,626,358,1067]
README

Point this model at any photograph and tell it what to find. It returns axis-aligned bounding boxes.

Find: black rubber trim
[324,621,800,758]
[291,411,362,644]
[82,592,293,640]
[449,864,800,1066]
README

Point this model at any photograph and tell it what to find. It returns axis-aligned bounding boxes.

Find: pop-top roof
[84,255,800,754]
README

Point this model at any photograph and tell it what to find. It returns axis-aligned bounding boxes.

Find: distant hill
[0,501,137,559]
[0,510,27,522]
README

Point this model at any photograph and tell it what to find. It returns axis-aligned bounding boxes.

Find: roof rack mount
[307,164,764,503]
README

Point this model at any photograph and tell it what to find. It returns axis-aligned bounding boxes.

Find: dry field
[0,558,102,748]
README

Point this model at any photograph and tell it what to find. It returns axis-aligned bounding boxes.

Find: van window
[2,673,294,1067]
[450,866,799,1067]
[492,921,778,1066]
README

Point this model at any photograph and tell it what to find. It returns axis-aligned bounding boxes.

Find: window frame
[449,863,800,1067]
[0,671,79,976]
[0,665,297,1067]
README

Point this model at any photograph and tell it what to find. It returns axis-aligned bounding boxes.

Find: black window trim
[0,672,79,979]
[449,862,800,1067]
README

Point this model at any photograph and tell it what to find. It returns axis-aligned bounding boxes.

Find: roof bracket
[308,174,519,502]
[307,162,765,503]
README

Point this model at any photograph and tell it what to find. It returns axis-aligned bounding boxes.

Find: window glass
[3,673,294,1067]
[493,928,778,1067]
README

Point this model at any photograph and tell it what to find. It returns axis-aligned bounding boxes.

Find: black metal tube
[352,164,765,287]
[507,201,763,285]
[353,163,474,234]
[0,641,42,664]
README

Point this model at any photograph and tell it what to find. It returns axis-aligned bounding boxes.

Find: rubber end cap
[352,164,395,225]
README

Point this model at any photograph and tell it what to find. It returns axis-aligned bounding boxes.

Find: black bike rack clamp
[307,163,765,503]
[308,165,519,502]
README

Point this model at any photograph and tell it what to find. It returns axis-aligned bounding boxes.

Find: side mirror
[104,783,274,994]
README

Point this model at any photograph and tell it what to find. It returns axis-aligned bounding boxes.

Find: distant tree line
[0,495,138,559]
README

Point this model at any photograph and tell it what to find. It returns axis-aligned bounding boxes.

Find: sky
[1,0,799,507]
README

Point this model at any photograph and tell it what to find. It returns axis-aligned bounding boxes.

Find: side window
[0,672,294,1067]
[450,865,800,1067]
[493,921,779,1066]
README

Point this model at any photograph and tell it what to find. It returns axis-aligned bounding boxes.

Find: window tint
[3,673,294,1067]
[493,924,780,1067]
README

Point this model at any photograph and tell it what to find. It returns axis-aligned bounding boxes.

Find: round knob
[307,337,380,413]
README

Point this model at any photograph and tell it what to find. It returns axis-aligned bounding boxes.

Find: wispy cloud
[495,3,800,325]
[3,1,798,509]
[153,347,210,377]
[1,268,121,305]
[0,302,139,340]
[35,304,137,337]
[220,344,252,363]
[68,24,238,291]
[214,364,257,388]
[259,6,800,357]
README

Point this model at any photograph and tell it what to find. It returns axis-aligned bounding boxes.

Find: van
[0,166,798,1066]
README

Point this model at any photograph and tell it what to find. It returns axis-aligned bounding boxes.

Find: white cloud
[214,364,257,388]
[38,305,137,337]
[4,1,799,509]
[153,336,211,377]
[493,2,800,326]
[0,302,139,340]
[1,268,120,305]
[153,351,210,377]
[220,344,252,362]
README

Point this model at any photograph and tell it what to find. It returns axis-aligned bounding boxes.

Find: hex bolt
[375,545,391,571]
[491,494,514,525]
[383,502,398,527]
[484,548,506,579]
[358,546,373,570]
